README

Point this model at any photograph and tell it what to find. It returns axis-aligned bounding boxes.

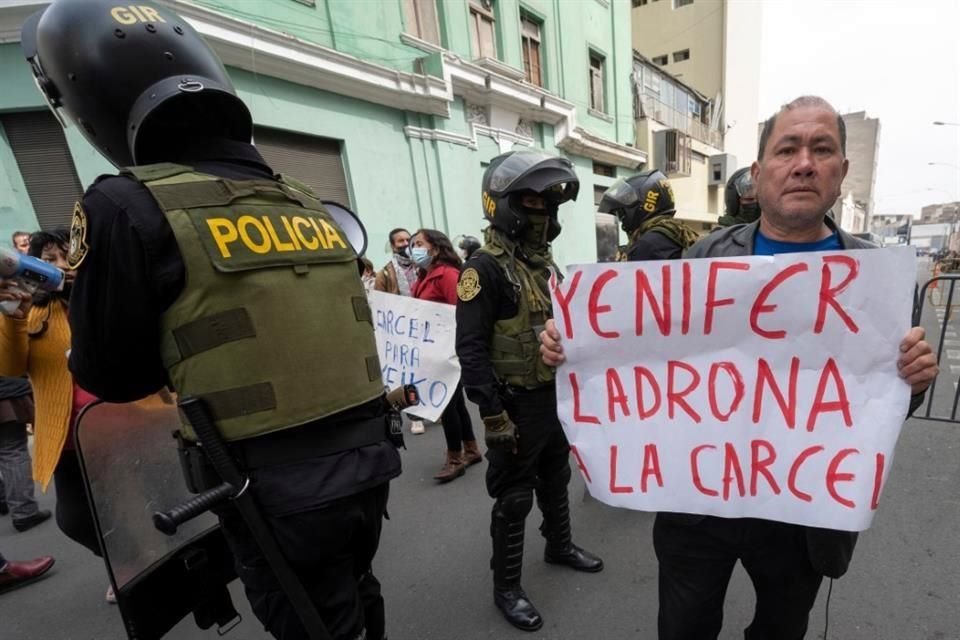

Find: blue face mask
[411,246,432,267]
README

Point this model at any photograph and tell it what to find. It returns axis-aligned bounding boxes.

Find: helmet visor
[734,172,756,199]
[22,10,71,131]
[487,149,562,193]
[602,177,640,209]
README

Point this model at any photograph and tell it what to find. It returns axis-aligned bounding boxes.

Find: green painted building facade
[0,0,643,267]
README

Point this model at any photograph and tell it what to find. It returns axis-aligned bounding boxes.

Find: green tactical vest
[125,163,383,442]
[478,246,556,389]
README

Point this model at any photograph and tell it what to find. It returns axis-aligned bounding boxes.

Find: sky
[758,0,960,217]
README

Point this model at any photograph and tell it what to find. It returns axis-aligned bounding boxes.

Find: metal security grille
[1,111,83,231]
[913,274,960,423]
[253,126,351,207]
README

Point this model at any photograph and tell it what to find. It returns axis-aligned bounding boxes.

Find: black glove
[482,411,518,452]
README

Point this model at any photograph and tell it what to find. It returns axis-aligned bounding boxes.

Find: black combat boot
[492,515,543,631]
[539,489,604,573]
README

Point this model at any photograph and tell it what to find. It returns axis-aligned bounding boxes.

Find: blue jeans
[0,420,40,521]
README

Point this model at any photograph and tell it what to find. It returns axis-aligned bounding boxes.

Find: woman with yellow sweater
[0,229,101,561]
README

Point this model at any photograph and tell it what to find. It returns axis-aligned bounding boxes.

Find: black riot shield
[75,391,239,640]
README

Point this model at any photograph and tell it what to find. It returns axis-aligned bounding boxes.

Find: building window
[664,129,691,176]
[469,1,497,59]
[254,127,351,206]
[652,54,668,66]
[643,67,662,93]
[520,14,543,86]
[689,95,704,121]
[673,48,690,62]
[403,0,440,45]
[711,160,724,183]
[632,0,648,6]
[589,52,606,113]
[593,162,616,177]
[675,0,694,6]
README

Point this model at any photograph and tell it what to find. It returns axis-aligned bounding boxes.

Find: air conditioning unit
[653,129,692,177]
[708,153,736,186]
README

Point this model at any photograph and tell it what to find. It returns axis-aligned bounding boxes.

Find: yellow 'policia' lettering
[292,217,319,250]
[264,217,296,252]
[319,219,348,249]
[207,219,238,258]
[280,217,302,251]
[237,216,270,254]
[206,214,348,258]
[309,218,330,249]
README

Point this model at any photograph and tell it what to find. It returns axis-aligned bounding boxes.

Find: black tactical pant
[218,483,389,640]
[654,514,824,640]
[486,384,573,586]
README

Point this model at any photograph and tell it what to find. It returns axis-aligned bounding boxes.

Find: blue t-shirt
[753,229,842,256]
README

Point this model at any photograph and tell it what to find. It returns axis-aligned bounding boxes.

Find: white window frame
[469,1,497,59]
[520,14,543,86]
[403,0,441,46]
[589,52,606,114]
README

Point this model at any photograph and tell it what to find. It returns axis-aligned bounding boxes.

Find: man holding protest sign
[540,95,938,639]
[456,149,603,632]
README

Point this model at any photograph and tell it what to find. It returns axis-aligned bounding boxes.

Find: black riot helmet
[481,149,579,239]
[456,234,481,260]
[724,168,759,221]
[21,0,252,167]
[597,169,676,235]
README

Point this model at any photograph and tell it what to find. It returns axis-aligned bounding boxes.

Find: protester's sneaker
[410,420,425,435]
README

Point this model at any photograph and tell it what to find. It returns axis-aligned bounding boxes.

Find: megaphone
[323,201,367,257]
[0,246,65,316]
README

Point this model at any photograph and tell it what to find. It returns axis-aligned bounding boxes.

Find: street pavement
[2,410,958,640]
[1,260,958,639]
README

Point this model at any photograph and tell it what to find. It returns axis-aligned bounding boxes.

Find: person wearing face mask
[717,167,761,228]
[359,257,377,294]
[598,169,699,262]
[375,228,419,296]
[409,229,481,482]
[455,150,603,632]
[0,229,109,590]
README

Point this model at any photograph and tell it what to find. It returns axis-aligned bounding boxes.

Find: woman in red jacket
[410,229,480,482]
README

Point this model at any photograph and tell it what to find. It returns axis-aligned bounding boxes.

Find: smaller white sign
[368,291,461,422]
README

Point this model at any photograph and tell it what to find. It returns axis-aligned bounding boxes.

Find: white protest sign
[552,247,917,532]
[368,291,461,422]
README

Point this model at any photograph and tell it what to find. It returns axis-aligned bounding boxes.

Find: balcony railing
[637,94,723,149]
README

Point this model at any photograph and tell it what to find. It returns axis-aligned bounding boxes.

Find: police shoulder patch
[457,267,482,302]
[68,202,89,269]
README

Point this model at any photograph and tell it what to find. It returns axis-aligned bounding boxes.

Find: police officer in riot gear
[23,2,400,639]
[717,167,761,227]
[455,149,603,632]
[598,169,699,261]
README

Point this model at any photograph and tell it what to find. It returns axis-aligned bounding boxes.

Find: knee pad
[493,489,534,521]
